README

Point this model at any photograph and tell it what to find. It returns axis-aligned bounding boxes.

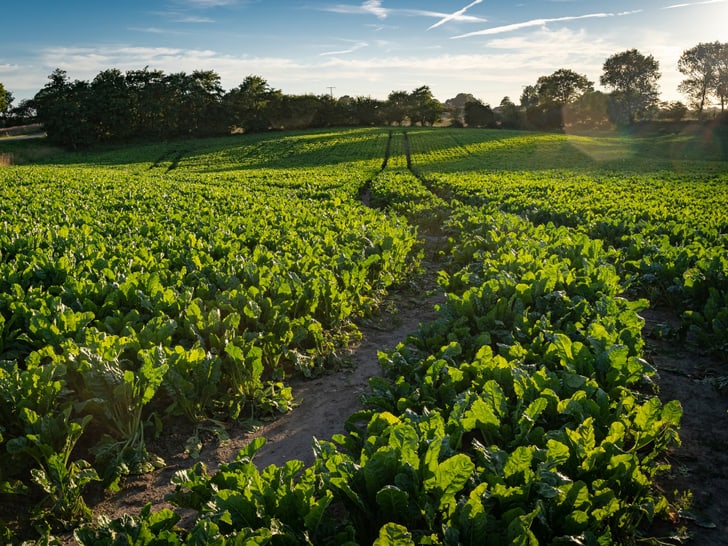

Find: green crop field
[1,127,726,544]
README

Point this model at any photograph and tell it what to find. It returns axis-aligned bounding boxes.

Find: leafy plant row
[339,207,680,544]
[0,132,419,537]
[399,128,728,359]
[73,142,680,544]
[423,169,728,358]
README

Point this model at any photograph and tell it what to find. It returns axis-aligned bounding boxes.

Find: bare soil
[642,309,728,545]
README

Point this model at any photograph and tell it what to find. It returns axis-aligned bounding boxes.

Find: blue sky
[1,1,727,106]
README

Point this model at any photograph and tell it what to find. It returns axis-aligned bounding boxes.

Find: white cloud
[129,27,169,34]
[317,1,488,25]
[173,15,215,23]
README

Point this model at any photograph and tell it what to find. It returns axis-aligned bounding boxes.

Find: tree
[89,68,132,141]
[717,43,728,112]
[564,90,610,129]
[125,67,167,139]
[10,99,36,125]
[444,93,477,125]
[678,42,723,116]
[657,101,688,122]
[520,85,539,109]
[463,99,496,128]
[224,75,280,132]
[600,49,661,125]
[497,96,522,129]
[521,69,594,130]
[384,91,409,125]
[536,69,593,106]
[408,86,442,126]
[0,82,13,126]
[34,69,95,148]
[167,70,225,136]
[348,96,383,126]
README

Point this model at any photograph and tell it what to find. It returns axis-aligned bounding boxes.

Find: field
[1,127,727,544]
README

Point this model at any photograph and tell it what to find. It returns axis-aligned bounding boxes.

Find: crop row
[1,127,715,543]
[0,131,418,537]
[424,170,728,358]
[72,133,682,544]
[403,128,728,359]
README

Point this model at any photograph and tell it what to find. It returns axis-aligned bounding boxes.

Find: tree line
[1,43,726,148]
[463,44,728,131]
[5,69,443,149]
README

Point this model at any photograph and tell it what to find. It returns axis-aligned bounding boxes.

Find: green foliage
[0,128,418,540]
[70,341,168,484]
[6,406,99,531]
[3,127,723,542]
[74,503,182,545]
[166,438,348,544]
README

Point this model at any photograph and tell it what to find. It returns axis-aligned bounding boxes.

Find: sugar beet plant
[68,128,694,544]
[408,128,728,360]
[71,206,683,543]
[4,127,722,542]
[0,128,420,538]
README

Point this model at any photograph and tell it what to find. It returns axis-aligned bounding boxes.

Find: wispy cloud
[320,40,369,56]
[452,12,634,38]
[401,8,487,24]
[173,15,215,23]
[323,1,390,19]
[176,0,244,7]
[428,0,484,30]
[129,27,178,34]
[318,2,487,24]
[152,8,218,24]
[663,0,726,8]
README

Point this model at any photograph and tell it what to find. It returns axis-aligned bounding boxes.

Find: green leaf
[461,398,500,435]
[503,446,535,484]
[435,453,475,514]
[364,448,400,498]
[373,522,415,546]
[236,437,267,462]
[545,439,571,467]
[376,485,409,516]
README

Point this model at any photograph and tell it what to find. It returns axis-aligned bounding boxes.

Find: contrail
[428,0,484,30]
[452,12,614,38]
[664,0,726,8]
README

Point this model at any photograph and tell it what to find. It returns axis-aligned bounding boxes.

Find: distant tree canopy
[463,99,496,128]
[383,86,442,126]
[33,68,230,147]
[31,68,445,148]
[18,41,728,147]
[600,49,661,126]
[564,90,611,129]
[520,69,594,130]
[678,41,728,115]
[536,69,594,106]
[0,82,13,125]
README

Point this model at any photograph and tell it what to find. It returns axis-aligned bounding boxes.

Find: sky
[1,1,727,107]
